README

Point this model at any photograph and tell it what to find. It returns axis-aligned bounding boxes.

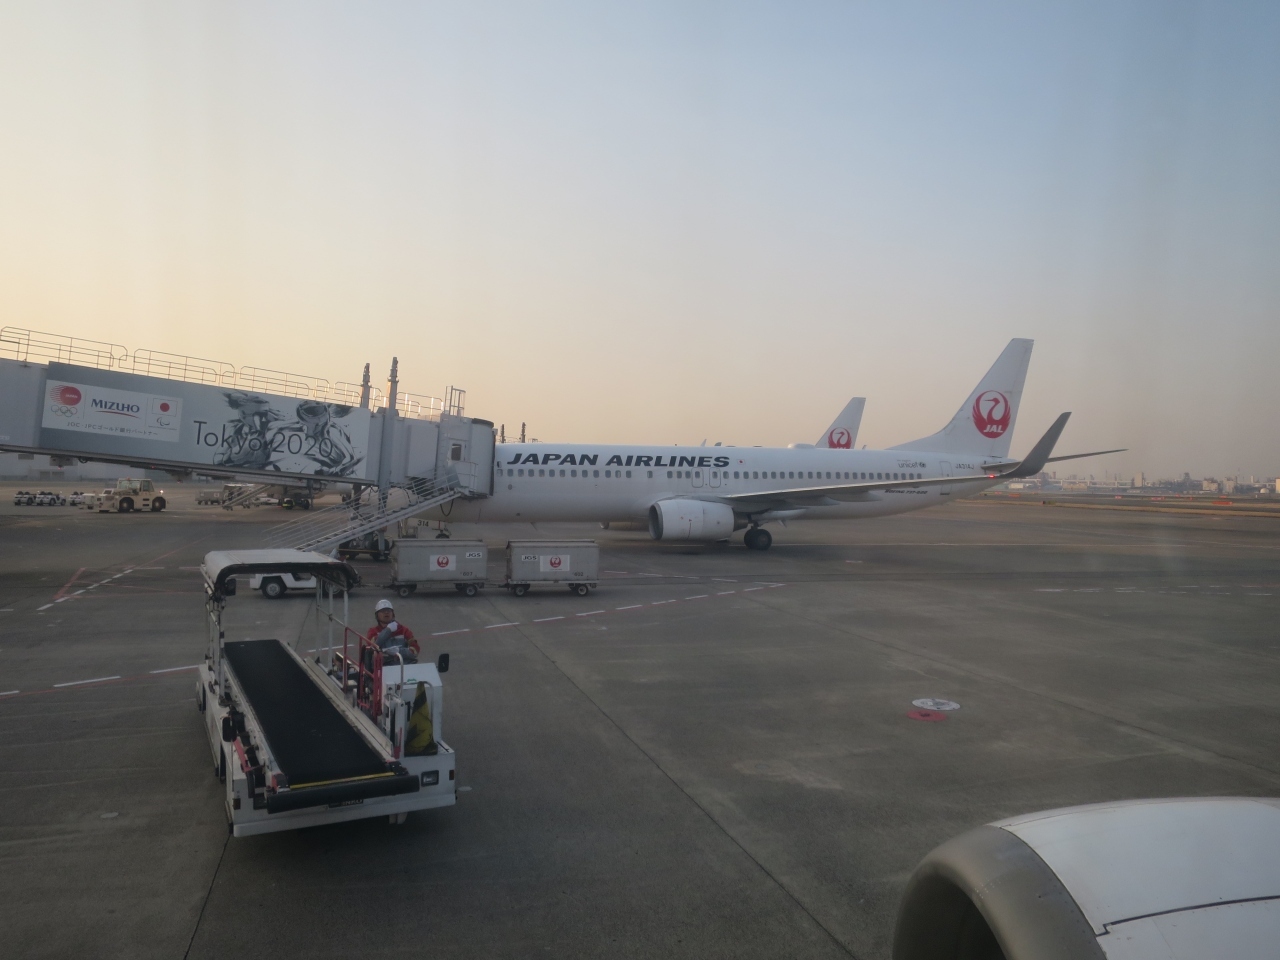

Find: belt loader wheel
[571,583,590,597]
[396,584,415,599]
[461,583,479,597]
[512,583,529,597]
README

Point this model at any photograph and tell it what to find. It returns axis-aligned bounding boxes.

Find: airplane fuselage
[425,443,1003,525]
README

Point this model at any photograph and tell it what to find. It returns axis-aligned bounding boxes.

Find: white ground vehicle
[12,490,34,505]
[97,478,166,513]
[197,550,457,837]
[248,571,318,599]
[34,490,66,506]
[68,491,85,506]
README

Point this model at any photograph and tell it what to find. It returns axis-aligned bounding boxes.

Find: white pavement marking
[0,690,19,697]
[1035,589,1065,592]
[54,676,121,688]
[485,622,519,629]
[685,594,708,600]
[533,616,564,623]
[149,664,200,674]
[716,591,735,595]
[615,605,642,610]
[651,600,673,604]
[431,629,471,636]
[711,578,737,582]
[73,589,85,596]
[576,610,605,617]
[37,604,53,611]
[0,608,13,612]
[742,587,762,592]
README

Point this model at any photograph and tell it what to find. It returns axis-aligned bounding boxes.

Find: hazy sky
[2,2,1277,478]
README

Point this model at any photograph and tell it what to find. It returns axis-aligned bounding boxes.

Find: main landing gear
[743,527,772,551]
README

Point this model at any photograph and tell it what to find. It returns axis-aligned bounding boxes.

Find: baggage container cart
[390,540,488,598]
[196,549,456,837]
[505,540,598,597]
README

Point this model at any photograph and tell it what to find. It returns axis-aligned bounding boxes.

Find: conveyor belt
[223,639,390,787]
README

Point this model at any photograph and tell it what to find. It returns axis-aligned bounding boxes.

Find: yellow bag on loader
[405,681,436,756]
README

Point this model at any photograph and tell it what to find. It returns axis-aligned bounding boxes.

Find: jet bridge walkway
[221,639,416,811]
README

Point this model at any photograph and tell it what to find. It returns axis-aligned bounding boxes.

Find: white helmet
[375,599,395,613]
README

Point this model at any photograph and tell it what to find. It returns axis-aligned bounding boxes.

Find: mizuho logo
[91,398,141,419]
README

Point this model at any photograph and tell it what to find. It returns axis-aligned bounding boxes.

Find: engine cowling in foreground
[648,499,735,541]
[894,797,1280,960]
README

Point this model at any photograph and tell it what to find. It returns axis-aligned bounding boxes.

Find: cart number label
[432,555,456,571]
[539,555,569,572]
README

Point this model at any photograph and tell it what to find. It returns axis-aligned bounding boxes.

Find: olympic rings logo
[50,404,78,417]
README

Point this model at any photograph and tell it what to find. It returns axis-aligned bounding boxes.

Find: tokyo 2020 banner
[39,362,372,480]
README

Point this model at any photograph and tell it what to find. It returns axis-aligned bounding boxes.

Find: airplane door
[939,461,952,496]
[691,467,704,488]
[708,466,722,488]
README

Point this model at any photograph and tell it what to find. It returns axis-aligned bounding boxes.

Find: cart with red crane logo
[388,539,489,598]
[504,540,600,597]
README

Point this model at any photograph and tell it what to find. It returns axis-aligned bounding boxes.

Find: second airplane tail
[890,338,1033,459]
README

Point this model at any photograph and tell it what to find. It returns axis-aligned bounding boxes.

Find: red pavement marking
[52,567,86,601]
[907,709,948,722]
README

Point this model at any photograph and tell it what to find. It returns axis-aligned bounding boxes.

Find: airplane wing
[720,472,999,510]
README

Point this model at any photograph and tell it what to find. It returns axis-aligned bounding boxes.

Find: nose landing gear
[743,527,772,551]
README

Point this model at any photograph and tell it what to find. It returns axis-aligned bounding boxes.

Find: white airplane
[427,339,1120,549]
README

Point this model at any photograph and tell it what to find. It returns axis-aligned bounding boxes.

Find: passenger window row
[504,466,924,482]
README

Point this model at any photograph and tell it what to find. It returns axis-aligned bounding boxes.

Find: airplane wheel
[745,528,772,550]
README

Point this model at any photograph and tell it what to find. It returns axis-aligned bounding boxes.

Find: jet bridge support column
[374,358,400,556]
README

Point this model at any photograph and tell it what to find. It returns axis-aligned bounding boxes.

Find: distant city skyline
[2,3,1278,478]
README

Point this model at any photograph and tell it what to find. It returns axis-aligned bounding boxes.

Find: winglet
[1004,412,1071,478]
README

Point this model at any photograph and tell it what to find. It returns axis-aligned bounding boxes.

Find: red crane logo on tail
[967,391,1008,437]
[971,391,1010,437]
[827,427,852,449]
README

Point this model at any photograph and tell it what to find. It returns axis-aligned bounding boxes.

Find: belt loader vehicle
[197,549,456,836]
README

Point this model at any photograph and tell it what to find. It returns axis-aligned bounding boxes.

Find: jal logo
[548,556,562,569]
[436,556,450,568]
[827,427,852,449]
[51,385,82,406]
[971,391,1010,437]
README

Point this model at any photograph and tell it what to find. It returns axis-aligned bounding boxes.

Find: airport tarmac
[2,483,1279,959]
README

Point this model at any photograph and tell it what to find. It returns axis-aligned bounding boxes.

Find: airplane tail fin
[890,338,1033,459]
[818,397,865,449]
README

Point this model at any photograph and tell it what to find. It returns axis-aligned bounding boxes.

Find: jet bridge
[0,327,496,545]
[198,550,456,835]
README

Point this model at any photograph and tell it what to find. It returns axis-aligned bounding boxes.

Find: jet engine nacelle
[648,499,735,541]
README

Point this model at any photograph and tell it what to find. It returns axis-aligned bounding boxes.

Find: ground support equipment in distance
[389,539,488,598]
[197,549,456,837]
[504,540,599,597]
